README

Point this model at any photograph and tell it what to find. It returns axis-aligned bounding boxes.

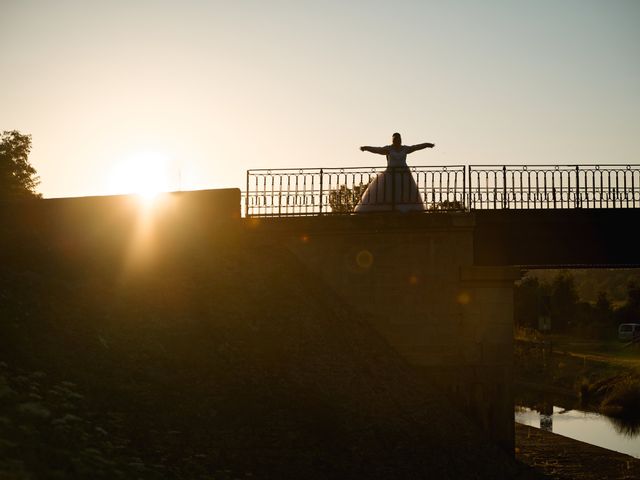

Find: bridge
[239,163,640,451]
[244,164,640,267]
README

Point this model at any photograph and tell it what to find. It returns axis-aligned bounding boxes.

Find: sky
[1,0,639,198]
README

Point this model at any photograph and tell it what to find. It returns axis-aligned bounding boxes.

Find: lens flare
[356,250,373,269]
[457,292,472,305]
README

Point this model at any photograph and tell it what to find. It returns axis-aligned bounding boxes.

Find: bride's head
[392,132,402,147]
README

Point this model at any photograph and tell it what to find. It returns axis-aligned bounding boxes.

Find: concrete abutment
[253,213,521,452]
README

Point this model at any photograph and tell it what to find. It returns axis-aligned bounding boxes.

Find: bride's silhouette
[355,133,435,213]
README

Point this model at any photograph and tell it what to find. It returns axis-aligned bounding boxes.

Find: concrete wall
[251,213,520,452]
[0,188,242,276]
[2,188,240,248]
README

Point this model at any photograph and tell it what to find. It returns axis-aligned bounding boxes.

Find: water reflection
[516,405,640,459]
[540,413,553,432]
[537,399,553,432]
[609,415,640,437]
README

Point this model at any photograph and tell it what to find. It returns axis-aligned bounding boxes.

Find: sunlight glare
[108,151,173,203]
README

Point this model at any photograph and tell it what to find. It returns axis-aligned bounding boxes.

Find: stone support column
[453,266,522,452]
[261,214,521,453]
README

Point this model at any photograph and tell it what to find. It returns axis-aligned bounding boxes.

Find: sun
[108,151,173,201]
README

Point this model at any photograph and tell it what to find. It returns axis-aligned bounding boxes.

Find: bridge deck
[473,209,640,268]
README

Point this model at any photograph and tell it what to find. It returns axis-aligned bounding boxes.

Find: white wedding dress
[354,147,425,213]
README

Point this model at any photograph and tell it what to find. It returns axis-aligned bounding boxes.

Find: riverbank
[515,333,640,419]
[516,423,639,480]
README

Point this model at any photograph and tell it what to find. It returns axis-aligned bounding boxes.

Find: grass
[550,335,640,369]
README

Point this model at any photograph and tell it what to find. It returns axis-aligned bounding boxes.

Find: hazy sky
[1,0,639,198]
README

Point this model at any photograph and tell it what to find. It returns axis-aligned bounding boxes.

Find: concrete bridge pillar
[256,213,521,452]
[441,266,521,452]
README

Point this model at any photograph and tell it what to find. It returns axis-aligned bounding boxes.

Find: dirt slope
[1,216,534,479]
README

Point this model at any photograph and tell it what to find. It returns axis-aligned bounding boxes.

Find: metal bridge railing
[245,166,466,217]
[468,165,640,210]
[243,164,640,217]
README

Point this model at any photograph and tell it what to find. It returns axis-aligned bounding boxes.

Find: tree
[549,271,579,332]
[429,199,465,211]
[626,281,640,311]
[614,281,640,325]
[328,182,370,213]
[514,276,548,329]
[0,130,40,200]
[594,291,613,326]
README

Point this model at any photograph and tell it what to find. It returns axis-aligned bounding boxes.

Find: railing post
[469,165,474,210]
[278,175,282,217]
[318,169,324,215]
[632,166,636,208]
[463,166,467,210]
[503,165,507,209]
[245,170,250,217]
[575,165,580,208]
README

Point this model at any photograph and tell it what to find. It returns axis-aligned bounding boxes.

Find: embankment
[515,336,640,421]
[1,195,536,479]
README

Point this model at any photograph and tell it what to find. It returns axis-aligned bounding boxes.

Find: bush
[600,376,640,419]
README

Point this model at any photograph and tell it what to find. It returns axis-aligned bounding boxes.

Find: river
[515,404,640,459]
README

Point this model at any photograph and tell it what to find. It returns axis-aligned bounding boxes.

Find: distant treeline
[515,270,640,336]
[528,269,640,305]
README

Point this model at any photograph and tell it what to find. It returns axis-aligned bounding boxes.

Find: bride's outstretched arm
[406,143,435,153]
[360,146,389,155]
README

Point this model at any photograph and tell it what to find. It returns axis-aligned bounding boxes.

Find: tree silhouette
[615,281,640,325]
[328,182,370,213]
[429,199,464,211]
[549,271,579,332]
[0,130,40,200]
[594,291,613,327]
[514,276,550,329]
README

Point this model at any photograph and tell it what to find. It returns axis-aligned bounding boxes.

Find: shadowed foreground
[1,201,541,479]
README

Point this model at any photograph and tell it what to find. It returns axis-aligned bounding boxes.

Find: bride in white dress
[354,133,435,213]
